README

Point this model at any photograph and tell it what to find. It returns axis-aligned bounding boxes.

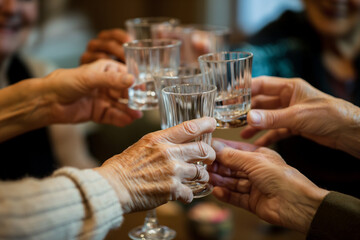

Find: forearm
[335,99,360,159]
[0,167,123,240]
[0,78,51,142]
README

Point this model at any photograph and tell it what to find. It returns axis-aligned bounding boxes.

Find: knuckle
[223,149,238,161]
[196,141,207,158]
[182,121,199,136]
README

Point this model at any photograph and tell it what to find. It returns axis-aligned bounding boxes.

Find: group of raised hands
[1,28,360,239]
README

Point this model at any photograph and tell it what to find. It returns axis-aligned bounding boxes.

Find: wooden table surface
[105,196,305,240]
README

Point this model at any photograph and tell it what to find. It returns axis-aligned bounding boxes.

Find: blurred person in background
[209,76,360,240]
[0,59,214,239]
[0,0,112,180]
[233,0,360,198]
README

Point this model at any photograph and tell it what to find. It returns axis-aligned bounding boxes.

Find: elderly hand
[81,29,130,64]
[44,59,141,126]
[95,117,217,213]
[0,59,141,142]
[241,76,360,158]
[208,138,329,233]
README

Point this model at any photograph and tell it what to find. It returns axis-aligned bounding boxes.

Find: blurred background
[22,0,306,239]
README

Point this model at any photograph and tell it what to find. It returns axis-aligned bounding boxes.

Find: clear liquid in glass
[128,76,158,110]
[214,88,251,128]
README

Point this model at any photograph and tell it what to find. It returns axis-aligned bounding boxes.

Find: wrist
[0,78,52,141]
[94,165,132,213]
[333,99,360,158]
[280,168,329,233]
[297,185,329,233]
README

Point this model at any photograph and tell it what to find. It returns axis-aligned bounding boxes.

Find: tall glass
[199,52,253,128]
[123,39,181,111]
[153,67,204,129]
[154,24,229,66]
[162,84,216,198]
[125,17,180,40]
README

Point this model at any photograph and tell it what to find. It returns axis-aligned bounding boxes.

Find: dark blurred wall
[69,0,211,31]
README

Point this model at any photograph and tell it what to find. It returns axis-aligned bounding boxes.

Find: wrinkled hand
[81,29,130,64]
[96,117,217,213]
[208,138,329,233]
[44,59,142,126]
[241,76,360,158]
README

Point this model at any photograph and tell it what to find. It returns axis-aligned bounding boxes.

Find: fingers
[157,117,216,144]
[215,147,256,173]
[179,163,209,183]
[167,141,216,164]
[240,125,262,139]
[87,39,125,61]
[207,161,248,178]
[252,95,282,109]
[84,68,134,91]
[212,187,250,211]
[81,52,110,64]
[212,138,259,152]
[174,183,193,204]
[247,108,297,130]
[98,28,131,43]
[251,76,294,96]
[92,100,142,126]
[210,173,250,193]
[254,129,292,146]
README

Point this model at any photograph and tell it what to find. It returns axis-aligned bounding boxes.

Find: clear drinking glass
[123,39,181,110]
[154,24,229,66]
[153,66,205,129]
[125,17,180,40]
[198,52,253,129]
[162,84,216,198]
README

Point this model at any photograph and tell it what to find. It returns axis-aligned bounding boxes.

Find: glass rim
[198,51,253,63]
[123,39,182,50]
[153,67,203,80]
[125,17,180,27]
[176,24,230,35]
[162,83,217,96]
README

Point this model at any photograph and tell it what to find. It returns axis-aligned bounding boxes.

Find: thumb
[247,108,296,130]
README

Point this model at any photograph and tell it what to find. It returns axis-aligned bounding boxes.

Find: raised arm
[0,59,142,142]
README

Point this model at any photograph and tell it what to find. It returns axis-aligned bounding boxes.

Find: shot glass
[155,24,229,66]
[153,66,205,129]
[199,52,253,128]
[162,84,216,198]
[123,39,181,110]
[125,17,180,40]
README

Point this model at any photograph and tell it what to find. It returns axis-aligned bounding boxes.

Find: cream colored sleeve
[0,167,123,240]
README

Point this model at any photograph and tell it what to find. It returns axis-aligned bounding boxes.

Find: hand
[81,29,130,64]
[96,117,217,213]
[44,59,142,126]
[241,76,360,158]
[208,138,329,233]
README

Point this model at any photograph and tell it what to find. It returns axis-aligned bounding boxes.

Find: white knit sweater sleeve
[0,167,123,240]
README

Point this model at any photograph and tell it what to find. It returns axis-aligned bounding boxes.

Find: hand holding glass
[162,84,216,198]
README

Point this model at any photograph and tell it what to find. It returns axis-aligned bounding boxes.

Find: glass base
[216,114,248,129]
[128,225,176,240]
[186,182,213,198]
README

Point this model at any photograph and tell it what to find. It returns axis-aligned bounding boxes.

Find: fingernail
[212,140,226,152]
[249,110,262,126]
